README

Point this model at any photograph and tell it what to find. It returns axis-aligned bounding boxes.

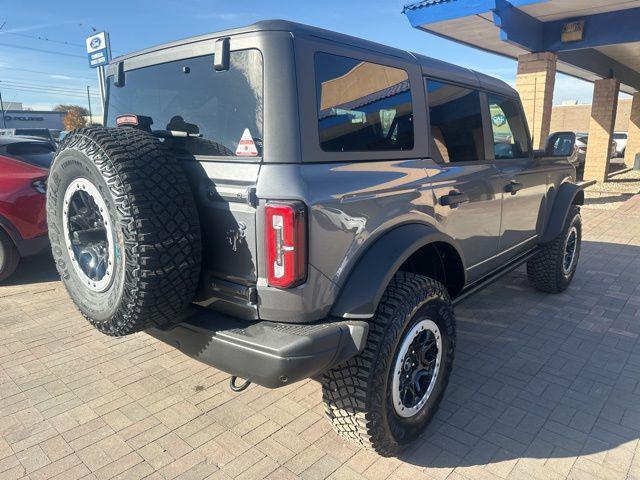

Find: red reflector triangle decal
[235,128,258,157]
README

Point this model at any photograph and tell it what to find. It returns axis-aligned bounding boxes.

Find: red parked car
[0,137,55,281]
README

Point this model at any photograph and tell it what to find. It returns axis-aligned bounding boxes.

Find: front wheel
[527,205,581,293]
[322,272,456,456]
[0,229,20,282]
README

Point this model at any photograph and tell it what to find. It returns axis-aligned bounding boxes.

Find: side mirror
[545,132,576,157]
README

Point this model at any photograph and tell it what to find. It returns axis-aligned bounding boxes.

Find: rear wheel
[527,205,581,293]
[0,229,20,282]
[47,127,202,336]
[322,272,455,456]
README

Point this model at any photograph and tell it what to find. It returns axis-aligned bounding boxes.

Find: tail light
[265,202,307,288]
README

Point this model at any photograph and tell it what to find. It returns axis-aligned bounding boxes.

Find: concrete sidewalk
[1,195,639,480]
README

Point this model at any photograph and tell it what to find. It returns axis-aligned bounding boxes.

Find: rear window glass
[314,52,414,152]
[106,49,263,157]
[5,142,55,168]
[14,129,51,139]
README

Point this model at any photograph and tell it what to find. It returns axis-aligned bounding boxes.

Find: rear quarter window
[314,52,414,152]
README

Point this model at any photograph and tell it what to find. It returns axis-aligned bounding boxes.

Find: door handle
[504,181,523,195]
[439,190,469,208]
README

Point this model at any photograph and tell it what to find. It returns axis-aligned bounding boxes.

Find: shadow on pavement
[0,252,59,287]
[584,193,633,206]
[401,240,640,468]
[607,177,640,184]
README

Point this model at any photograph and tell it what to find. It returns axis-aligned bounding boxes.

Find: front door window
[488,94,530,160]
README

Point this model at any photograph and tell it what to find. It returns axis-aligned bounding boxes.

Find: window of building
[315,53,414,152]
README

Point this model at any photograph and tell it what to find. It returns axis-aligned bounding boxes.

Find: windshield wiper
[152,130,202,138]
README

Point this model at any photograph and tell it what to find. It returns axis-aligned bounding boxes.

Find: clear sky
[0,0,599,113]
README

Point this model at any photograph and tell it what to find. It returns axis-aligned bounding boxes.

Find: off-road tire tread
[47,127,201,335]
[322,272,455,456]
[527,205,581,293]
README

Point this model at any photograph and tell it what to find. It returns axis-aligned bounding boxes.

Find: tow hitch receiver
[229,376,252,392]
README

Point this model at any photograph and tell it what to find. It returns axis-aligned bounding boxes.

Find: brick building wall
[550,98,632,133]
[583,78,620,182]
[515,52,556,149]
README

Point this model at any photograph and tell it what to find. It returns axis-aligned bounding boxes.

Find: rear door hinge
[246,187,258,208]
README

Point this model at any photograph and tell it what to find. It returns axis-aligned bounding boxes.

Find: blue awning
[403,0,640,93]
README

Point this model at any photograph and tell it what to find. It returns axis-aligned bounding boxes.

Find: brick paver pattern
[1,195,640,480]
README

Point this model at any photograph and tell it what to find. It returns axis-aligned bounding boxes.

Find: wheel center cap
[62,178,116,293]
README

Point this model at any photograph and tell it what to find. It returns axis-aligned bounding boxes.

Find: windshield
[5,142,55,168]
[105,49,263,157]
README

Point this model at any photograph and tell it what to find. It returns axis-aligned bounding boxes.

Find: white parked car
[613,132,627,157]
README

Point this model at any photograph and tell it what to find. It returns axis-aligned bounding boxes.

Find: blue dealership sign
[86,32,109,68]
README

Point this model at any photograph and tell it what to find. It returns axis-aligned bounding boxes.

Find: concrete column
[584,78,620,182]
[515,52,557,149]
[624,91,640,168]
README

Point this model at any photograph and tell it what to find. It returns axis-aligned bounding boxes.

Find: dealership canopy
[403,0,640,94]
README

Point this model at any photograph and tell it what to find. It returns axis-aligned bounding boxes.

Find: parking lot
[1,191,640,480]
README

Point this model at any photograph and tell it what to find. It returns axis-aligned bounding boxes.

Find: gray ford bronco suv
[47,20,585,455]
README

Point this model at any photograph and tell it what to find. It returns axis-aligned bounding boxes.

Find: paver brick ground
[1,193,640,480]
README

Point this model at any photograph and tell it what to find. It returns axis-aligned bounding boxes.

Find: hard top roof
[111,19,515,97]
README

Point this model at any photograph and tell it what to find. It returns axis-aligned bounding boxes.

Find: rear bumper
[147,309,368,388]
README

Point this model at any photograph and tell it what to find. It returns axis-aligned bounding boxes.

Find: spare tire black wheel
[46,127,202,336]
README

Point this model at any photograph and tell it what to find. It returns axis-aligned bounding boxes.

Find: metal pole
[0,89,6,129]
[86,85,93,125]
[97,66,106,110]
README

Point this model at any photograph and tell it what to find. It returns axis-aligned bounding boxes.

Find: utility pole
[86,86,93,125]
[0,88,6,128]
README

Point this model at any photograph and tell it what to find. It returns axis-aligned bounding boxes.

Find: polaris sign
[3,115,45,122]
[86,32,109,68]
[2,110,65,129]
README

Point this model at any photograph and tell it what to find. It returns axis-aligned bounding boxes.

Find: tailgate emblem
[226,222,247,252]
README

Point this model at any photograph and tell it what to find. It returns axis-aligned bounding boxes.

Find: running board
[453,248,538,306]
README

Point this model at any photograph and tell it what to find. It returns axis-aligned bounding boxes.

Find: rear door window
[487,94,530,159]
[5,142,55,168]
[314,53,414,152]
[106,49,263,157]
[426,80,485,163]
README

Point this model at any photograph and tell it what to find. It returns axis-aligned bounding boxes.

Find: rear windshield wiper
[152,130,203,139]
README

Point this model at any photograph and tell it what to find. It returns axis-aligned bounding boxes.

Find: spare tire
[46,127,201,336]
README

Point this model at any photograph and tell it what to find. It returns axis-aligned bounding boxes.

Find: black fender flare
[330,224,465,319]
[541,182,585,243]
